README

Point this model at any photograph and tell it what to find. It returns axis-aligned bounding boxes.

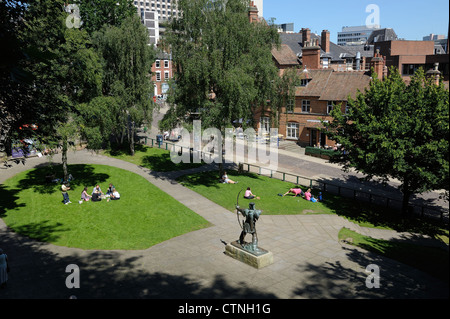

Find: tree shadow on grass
[7,220,70,243]
[141,152,204,172]
[177,169,261,189]
[0,185,26,218]
[292,244,449,299]
[16,164,110,195]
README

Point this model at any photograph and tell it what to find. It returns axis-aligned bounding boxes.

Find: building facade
[337,25,380,46]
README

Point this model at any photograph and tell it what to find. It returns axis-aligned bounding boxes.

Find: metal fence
[241,162,449,225]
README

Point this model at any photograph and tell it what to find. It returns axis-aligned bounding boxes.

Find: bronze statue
[236,202,262,253]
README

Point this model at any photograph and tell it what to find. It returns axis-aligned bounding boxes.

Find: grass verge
[338,227,449,284]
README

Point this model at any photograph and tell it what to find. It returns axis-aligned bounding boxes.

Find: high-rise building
[133,0,181,22]
[337,25,380,46]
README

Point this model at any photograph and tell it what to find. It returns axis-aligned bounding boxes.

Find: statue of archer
[236,202,262,252]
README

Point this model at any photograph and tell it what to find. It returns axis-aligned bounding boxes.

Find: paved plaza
[0,150,448,299]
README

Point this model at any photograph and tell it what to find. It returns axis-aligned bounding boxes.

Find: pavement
[0,149,448,300]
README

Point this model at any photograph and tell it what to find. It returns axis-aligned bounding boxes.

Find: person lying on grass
[222,171,238,184]
[282,187,303,197]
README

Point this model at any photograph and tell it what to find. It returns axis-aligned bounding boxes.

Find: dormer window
[300,79,311,86]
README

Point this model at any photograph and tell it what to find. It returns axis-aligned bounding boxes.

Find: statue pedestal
[225,241,273,269]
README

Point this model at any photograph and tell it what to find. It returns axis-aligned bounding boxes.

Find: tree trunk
[130,121,135,156]
[401,188,412,216]
[62,139,69,182]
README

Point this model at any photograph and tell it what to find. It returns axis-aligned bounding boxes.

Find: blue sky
[263,0,449,42]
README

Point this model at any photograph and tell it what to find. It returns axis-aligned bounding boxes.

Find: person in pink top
[304,189,312,201]
[282,187,303,197]
[244,187,260,200]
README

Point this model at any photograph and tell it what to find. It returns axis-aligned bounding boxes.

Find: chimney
[426,63,441,85]
[248,1,259,23]
[301,28,311,47]
[371,49,385,80]
[302,38,321,70]
[321,30,330,53]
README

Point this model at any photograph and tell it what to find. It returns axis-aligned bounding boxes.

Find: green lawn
[177,170,449,241]
[0,164,210,250]
[338,227,449,284]
[103,144,205,172]
[177,170,336,215]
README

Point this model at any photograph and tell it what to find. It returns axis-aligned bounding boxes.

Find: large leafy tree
[161,0,281,132]
[324,67,449,215]
[83,15,155,155]
[73,0,137,35]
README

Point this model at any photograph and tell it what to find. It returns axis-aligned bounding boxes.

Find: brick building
[151,51,173,97]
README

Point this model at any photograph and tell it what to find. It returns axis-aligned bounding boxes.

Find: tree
[74,0,137,35]
[89,14,155,155]
[162,0,281,132]
[324,67,449,215]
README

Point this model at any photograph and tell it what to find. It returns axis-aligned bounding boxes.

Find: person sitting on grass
[79,187,92,204]
[91,184,103,202]
[282,186,303,197]
[244,187,260,200]
[304,188,312,201]
[222,171,238,184]
[107,188,120,202]
[106,183,115,196]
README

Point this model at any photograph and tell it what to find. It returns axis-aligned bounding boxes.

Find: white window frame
[155,60,161,68]
[302,100,310,113]
[286,122,299,139]
[156,71,161,82]
[164,60,169,68]
[327,101,334,114]
[164,71,170,81]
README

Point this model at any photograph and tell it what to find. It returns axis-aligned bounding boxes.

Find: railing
[142,136,448,225]
[241,162,448,225]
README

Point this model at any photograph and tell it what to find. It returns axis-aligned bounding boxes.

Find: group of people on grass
[282,186,322,203]
[61,182,120,205]
[221,171,321,203]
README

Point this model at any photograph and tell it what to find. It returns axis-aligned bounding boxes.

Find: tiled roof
[279,32,357,62]
[367,28,398,44]
[272,44,299,66]
[295,69,371,101]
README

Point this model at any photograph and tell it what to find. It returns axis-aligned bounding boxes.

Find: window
[300,79,311,86]
[164,71,169,80]
[260,117,270,132]
[302,100,310,113]
[402,64,423,76]
[344,103,349,114]
[286,99,294,113]
[156,71,161,82]
[164,60,169,68]
[327,101,334,114]
[287,122,299,139]
[322,58,329,69]
[155,60,160,68]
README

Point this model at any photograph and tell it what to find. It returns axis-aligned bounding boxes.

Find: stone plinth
[225,241,273,269]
